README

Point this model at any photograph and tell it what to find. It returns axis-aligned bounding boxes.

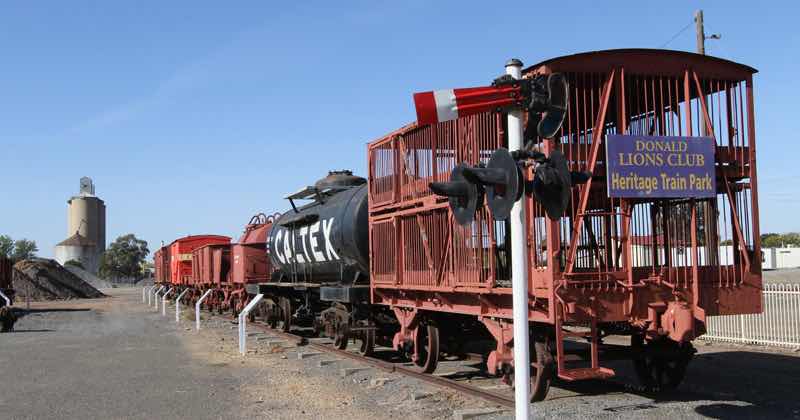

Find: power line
[659,20,694,49]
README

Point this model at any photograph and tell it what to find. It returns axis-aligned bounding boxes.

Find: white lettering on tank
[293,229,306,263]
[299,226,311,262]
[283,228,293,262]
[274,230,285,264]
[309,221,326,262]
[322,218,339,260]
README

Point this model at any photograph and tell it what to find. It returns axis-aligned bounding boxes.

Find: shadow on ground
[551,349,800,419]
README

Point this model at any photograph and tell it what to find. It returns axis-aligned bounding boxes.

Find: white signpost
[238,294,265,355]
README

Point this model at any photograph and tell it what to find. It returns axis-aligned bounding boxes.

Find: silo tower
[54,177,106,273]
[67,177,106,253]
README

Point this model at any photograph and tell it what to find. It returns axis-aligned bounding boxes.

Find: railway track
[209,312,671,409]
[215,314,516,409]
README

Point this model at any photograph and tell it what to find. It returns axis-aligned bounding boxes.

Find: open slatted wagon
[367,49,762,399]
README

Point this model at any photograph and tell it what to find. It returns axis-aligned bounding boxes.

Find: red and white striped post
[413,61,532,416]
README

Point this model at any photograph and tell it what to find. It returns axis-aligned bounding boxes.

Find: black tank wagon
[258,170,379,351]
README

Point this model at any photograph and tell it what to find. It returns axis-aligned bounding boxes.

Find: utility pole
[695,9,720,55]
[695,10,705,54]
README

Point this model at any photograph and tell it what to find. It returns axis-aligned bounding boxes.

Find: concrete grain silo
[54,232,99,273]
[54,177,106,273]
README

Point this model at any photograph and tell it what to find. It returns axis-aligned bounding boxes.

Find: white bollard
[175,289,190,322]
[142,286,148,303]
[161,288,173,316]
[505,58,531,419]
[151,285,163,306]
[195,289,214,331]
[147,285,155,305]
[0,290,11,306]
[239,294,264,355]
[153,286,165,310]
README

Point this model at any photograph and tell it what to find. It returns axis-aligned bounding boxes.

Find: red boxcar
[153,247,170,284]
[168,235,231,286]
[367,49,762,398]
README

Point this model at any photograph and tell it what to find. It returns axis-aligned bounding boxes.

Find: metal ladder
[554,308,615,381]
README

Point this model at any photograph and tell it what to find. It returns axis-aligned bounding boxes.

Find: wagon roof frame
[524,48,757,80]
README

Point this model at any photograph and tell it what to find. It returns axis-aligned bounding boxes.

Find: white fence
[702,284,800,348]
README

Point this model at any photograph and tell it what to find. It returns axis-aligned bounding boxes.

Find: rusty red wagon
[367,49,762,399]
[153,247,170,284]
[166,235,231,286]
[185,214,279,315]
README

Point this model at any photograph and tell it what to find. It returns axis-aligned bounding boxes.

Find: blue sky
[1,1,798,258]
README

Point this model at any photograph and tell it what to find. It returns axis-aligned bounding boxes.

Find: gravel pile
[12,259,105,301]
[64,265,114,290]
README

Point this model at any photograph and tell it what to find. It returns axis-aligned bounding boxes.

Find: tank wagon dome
[525,48,757,79]
[314,170,366,190]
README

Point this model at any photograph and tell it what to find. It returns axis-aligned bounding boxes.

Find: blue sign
[605,135,716,198]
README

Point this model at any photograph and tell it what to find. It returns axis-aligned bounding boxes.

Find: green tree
[761,232,800,248]
[99,234,149,280]
[0,235,13,258]
[10,238,37,261]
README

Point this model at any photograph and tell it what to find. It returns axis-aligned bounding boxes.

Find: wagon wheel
[358,322,376,356]
[247,298,256,323]
[412,323,439,374]
[0,306,17,333]
[631,334,694,392]
[279,298,292,333]
[230,296,238,317]
[266,303,278,329]
[217,291,225,314]
[505,334,555,402]
[333,312,350,350]
[207,291,217,313]
[208,293,215,314]
[530,336,555,401]
[311,320,323,337]
[333,329,348,350]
